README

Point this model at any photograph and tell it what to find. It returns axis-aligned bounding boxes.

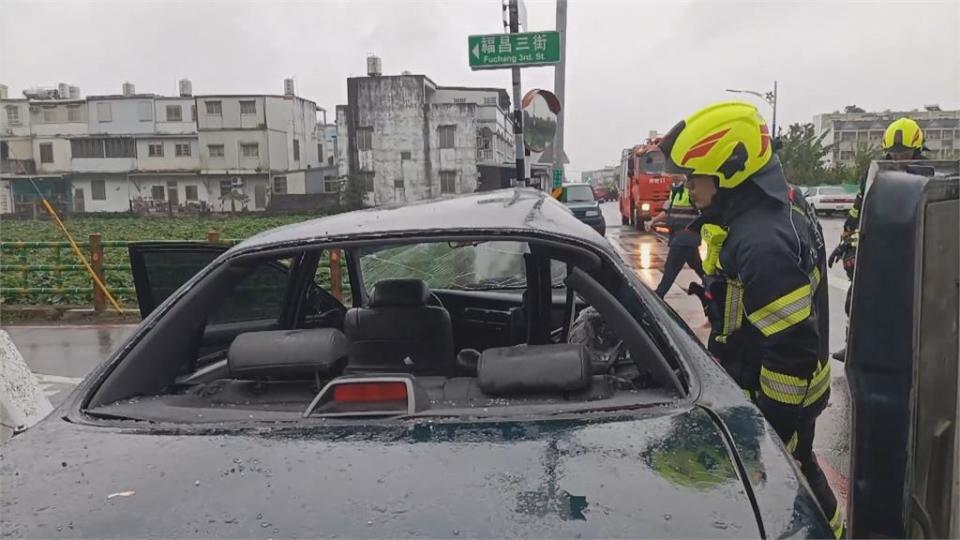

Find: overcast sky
[2,0,958,174]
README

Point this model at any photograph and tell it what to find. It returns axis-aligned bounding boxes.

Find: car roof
[236,188,609,251]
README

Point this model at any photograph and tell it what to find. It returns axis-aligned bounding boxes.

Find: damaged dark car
[1,189,832,538]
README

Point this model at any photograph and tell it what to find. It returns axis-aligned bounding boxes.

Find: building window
[293,139,300,161]
[401,151,411,161]
[72,138,135,158]
[241,143,259,158]
[42,108,57,123]
[273,176,287,194]
[318,144,323,163]
[357,127,373,151]
[138,101,152,121]
[91,179,106,201]
[39,143,54,163]
[175,143,191,157]
[151,185,165,201]
[67,106,81,122]
[185,185,199,201]
[439,125,456,149]
[453,97,467,104]
[5,106,20,125]
[104,138,136,158]
[483,96,498,106]
[71,139,103,158]
[208,144,225,158]
[206,101,222,116]
[148,143,164,157]
[927,130,941,140]
[97,102,112,122]
[166,105,183,122]
[394,179,404,189]
[240,100,256,115]
[440,171,457,193]
[191,105,197,121]
[219,179,233,197]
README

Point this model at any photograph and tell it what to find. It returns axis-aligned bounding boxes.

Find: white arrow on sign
[472,43,480,59]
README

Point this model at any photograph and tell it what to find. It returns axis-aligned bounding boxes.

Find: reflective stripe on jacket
[700,165,830,442]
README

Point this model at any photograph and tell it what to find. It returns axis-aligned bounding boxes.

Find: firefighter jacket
[694,160,830,449]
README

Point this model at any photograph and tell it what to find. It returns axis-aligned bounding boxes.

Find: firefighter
[830,117,926,361]
[658,101,843,539]
[648,177,704,297]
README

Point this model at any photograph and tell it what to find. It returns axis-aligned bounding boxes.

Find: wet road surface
[3,203,852,498]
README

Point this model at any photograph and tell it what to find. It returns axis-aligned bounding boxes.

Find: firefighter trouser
[655,245,705,298]
[793,414,844,539]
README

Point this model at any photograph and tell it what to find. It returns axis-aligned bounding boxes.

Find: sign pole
[552,0,567,187]
[508,0,526,186]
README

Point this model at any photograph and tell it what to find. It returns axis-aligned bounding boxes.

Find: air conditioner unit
[231,177,243,188]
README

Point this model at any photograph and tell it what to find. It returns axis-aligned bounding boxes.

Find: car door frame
[128,242,230,319]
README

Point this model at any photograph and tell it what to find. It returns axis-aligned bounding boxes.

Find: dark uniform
[654,184,704,297]
[694,161,840,536]
[658,100,842,537]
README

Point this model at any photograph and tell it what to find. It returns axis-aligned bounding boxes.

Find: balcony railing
[1,159,37,175]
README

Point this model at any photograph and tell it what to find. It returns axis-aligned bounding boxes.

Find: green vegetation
[1,214,323,306]
[777,122,881,186]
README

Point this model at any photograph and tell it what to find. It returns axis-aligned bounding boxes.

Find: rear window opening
[85,238,686,424]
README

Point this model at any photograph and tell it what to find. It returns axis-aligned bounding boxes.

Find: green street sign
[552,169,563,189]
[468,31,561,70]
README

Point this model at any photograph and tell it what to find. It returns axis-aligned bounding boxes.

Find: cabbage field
[1,214,320,306]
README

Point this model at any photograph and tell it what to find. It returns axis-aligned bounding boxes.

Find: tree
[775,123,834,186]
[851,141,882,185]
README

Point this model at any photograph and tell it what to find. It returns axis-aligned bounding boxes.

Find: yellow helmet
[882,117,924,153]
[659,101,773,189]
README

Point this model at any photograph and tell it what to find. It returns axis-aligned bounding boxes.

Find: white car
[804,185,856,215]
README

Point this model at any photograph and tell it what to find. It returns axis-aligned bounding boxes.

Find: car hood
[1,407,760,538]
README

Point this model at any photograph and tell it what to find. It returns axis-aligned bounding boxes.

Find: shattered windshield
[359,241,566,290]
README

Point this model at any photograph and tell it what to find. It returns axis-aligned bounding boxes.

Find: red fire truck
[618,138,675,230]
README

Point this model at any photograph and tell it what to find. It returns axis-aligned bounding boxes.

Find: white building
[196,84,323,211]
[813,106,960,167]
[0,79,331,214]
[580,165,619,186]
[338,67,516,206]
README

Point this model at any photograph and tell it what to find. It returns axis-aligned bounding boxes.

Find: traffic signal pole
[508,0,526,185]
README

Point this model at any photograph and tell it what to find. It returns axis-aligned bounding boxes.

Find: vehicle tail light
[332,382,408,403]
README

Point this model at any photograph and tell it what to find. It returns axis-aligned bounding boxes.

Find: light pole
[726,80,778,139]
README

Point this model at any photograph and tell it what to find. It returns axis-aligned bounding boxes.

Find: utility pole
[507,0,525,185]
[771,80,778,139]
[552,0,567,184]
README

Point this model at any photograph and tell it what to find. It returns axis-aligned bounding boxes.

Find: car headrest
[228,328,348,378]
[477,343,592,396]
[369,279,430,308]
